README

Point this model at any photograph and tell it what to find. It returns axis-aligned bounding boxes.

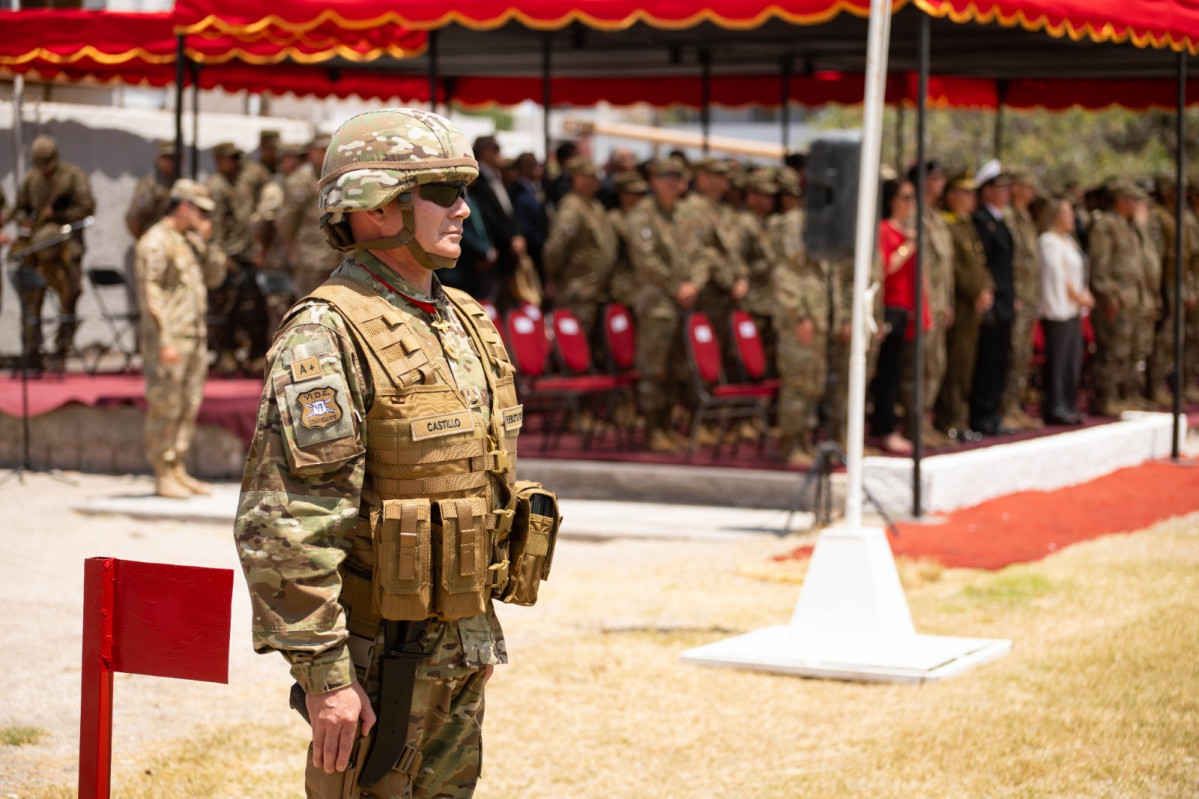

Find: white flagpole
[844,0,894,530]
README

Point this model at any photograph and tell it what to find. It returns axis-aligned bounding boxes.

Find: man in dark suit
[469,135,526,309]
[969,159,1016,436]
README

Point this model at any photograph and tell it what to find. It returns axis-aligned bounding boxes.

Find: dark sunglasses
[420,182,469,207]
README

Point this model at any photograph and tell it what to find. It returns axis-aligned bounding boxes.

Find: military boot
[174,463,212,496]
[154,462,192,500]
[646,428,682,453]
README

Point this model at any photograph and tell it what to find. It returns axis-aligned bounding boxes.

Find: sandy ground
[0,470,812,795]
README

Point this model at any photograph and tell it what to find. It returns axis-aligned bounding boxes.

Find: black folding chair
[85,267,141,374]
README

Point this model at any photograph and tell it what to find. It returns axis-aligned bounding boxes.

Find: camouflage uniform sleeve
[125,176,155,239]
[186,230,228,290]
[133,229,169,340]
[13,174,34,227]
[541,198,582,281]
[59,166,96,224]
[1087,216,1117,305]
[233,304,369,695]
[626,205,683,298]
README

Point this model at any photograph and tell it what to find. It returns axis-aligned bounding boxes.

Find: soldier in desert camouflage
[234,109,556,799]
[133,179,226,498]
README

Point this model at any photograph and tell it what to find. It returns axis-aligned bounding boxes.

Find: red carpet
[776,459,1199,570]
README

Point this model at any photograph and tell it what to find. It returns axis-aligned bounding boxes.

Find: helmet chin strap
[350,205,458,270]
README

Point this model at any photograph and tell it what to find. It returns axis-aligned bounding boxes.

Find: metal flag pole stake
[681,0,1010,683]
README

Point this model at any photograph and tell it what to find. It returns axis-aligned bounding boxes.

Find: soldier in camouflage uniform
[1001,170,1043,429]
[933,174,994,441]
[770,167,830,465]
[13,135,95,370]
[605,170,648,310]
[279,135,344,298]
[234,109,546,799]
[1184,180,1199,401]
[133,180,226,498]
[0,188,11,307]
[1131,193,1162,406]
[207,141,268,372]
[1087,178,1151,416]
[908,162,954,446]
[239,129,281,206]
[125,141,176,240]
[251,143,307,336]
[677,157,749,374]
[542,156,619,337]
[738,171,780,377]
[1147,175,1194,405]
[626,157,697,452]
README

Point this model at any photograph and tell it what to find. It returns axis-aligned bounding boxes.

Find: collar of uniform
[351,250,444,316]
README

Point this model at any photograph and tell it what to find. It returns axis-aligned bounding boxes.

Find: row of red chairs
[480,300,778,456]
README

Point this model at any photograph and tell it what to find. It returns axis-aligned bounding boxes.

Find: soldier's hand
[732,278,749,301]
[40,205,54,222]
[159,344,180,365]
[307,682,376,775]
[796,318,815,346]
[0,232,10,248]
[975,289,994,314]
[511,235,527,257]
[194,217,213,241]
[676,281,699,308]
[941,307,955,328]
[1104,298,1120,321]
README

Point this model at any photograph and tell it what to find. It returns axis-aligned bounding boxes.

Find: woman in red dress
[871,178,931,454]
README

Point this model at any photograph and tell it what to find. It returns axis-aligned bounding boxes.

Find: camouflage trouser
[934,307,981,434]
[1091,306,1136,410]
[775,329,826,445]
[923,323,947,416]
[18,251,83,364]
[635,305,685,426]
[1003,306,1037,416]
[307,625,490,799]
[1187,304,1199,391]
[142,335,208,466]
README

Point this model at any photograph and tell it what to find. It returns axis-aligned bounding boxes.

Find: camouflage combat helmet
[318,108,479,269]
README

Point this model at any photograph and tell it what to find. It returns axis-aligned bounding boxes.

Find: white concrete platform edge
[862,411,1188,515]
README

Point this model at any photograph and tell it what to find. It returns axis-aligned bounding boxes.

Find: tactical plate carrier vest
[306,275,556,623]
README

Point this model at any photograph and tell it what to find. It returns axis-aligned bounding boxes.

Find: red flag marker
[78,557,232,798]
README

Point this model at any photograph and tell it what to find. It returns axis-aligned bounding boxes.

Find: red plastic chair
[684,311,774,458]
[602,302,638,377]
[729,309,780,394]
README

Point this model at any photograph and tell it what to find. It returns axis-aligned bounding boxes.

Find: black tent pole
[1173,50,1186,461]
[781,56,793,162]
[174,34,185,181]
[993,79,1008,158]
[428,30,439,114]
[912,11,930,518]
[190,61,200,180]
[700,49,712,155]
[542,34,552,164]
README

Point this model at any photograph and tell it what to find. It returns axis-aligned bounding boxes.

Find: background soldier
[738,171,781,376]
[133,179,226,498]
[542,156,618,338]
[279,135,343,297]
[1002,170,1043,429]
[207,140,267,372]
[1087,178,1149,416]
[1148,175,1196,405]
[1132,192,1162,405]
[13,134,95,371]
[233,108,552,798]
[678,157,748,374]
[1185,179,1199,401]
[239,128,281,204]
[626,156,696,452]
[770,167,829,465]
[125,141,177,239]
[934,173,994,441]
[909,161,954,446]
[605,170,648,310]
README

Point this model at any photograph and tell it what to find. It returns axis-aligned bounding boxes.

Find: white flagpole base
[680,525,1012,683]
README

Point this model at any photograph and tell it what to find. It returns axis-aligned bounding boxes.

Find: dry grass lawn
[11,513,1199,798]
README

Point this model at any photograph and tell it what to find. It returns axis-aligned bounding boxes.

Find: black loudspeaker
[804,134,863,261]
